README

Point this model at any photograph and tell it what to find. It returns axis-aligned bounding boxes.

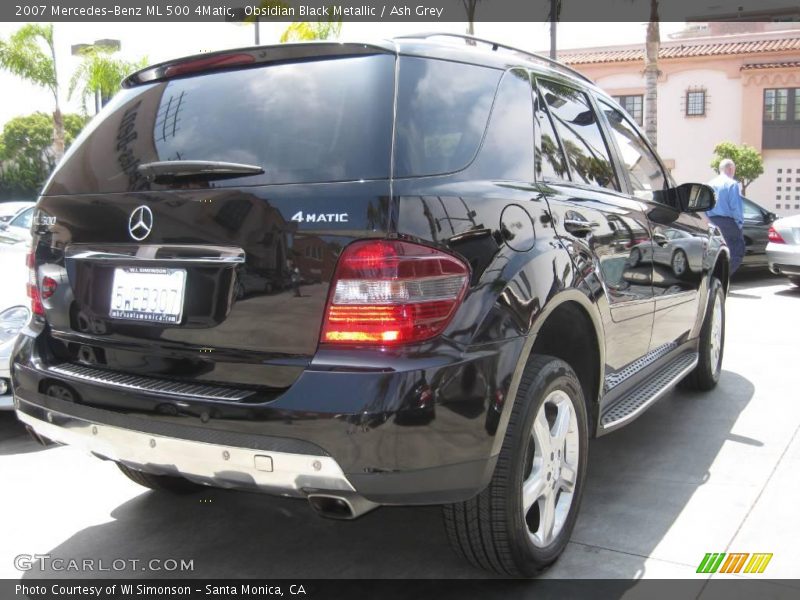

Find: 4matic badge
[290,212,349,224]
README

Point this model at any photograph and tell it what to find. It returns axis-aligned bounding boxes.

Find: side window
[533,85,569,181]
[11,207,34,229]
[535,78,619,191]
[742,198,762,220]
[394,57,502,177]
[469,68,534,182]
[600,100,667,201]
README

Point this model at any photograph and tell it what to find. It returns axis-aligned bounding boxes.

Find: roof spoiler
[122,41,395,88]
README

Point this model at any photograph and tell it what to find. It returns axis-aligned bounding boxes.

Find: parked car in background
[740,197,777,270]
[0,201,35,225]
[0,205,35,247]
[0,244,30,408]
[767,213,800,286]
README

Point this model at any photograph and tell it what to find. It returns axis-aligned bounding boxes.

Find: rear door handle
[564,219,598,236]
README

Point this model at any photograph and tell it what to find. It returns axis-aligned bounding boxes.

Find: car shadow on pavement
[20,370,755,580]
[545,369,756,580]
[775,285,800,298]
[730,270,782,291]
[0,411,49,456]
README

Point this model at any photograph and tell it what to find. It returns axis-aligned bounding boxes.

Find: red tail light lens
[26,250,44,317]
[768,226,785,243]
[321,240,469,345]
[41,276,58,299]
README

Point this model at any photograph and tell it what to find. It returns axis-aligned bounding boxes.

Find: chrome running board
[599,352,698,432]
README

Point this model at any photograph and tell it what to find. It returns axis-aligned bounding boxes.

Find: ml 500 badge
[291,212,349,224]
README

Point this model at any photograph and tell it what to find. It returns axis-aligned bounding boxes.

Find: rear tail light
[768,226,785,243]
[321,240,469,345]
[26,250,44,317]
[41,276,58,299]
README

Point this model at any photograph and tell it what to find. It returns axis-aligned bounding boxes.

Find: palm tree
[548,0,562,59]
[0,24,65,160]
[68,46,147,115]
[644,0,660,148]
[462,0,483,36]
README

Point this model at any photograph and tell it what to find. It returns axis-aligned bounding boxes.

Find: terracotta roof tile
[741,60,800,70]
[560,37,800,65]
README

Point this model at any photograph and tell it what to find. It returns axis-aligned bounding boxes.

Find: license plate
[109,267,186,324]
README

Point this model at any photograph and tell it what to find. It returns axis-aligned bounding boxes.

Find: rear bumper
[16,406,353,497]
[767,243,800,275]
[13,332,522,504]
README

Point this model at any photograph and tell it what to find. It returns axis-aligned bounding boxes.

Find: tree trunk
[644,1,660,148]
[52,107,65,162]
[463,0,475,41]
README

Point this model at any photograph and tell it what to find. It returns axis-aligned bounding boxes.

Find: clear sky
[0,21,688,128]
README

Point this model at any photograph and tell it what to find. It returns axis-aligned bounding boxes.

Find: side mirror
[675,182,716,213]
[766,211,778,224]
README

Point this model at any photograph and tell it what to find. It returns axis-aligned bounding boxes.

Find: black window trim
[595,95,674,202]
[685,89,706,117]
[531,74,622,194]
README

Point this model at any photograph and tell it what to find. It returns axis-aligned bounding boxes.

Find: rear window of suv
[47,54,396,194]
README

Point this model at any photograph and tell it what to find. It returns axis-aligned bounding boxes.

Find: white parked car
[0,244,29,408]
[767,214,800,287]
[0,201,34,225]
[0,205,35,248]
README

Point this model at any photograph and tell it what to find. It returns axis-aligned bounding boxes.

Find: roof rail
[394,32,593,84]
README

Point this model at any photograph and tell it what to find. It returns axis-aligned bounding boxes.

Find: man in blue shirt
[707,158,745,273]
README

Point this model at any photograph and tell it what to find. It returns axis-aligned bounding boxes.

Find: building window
[686,90,706,116]
[763,88,800,149]
[765,89,789,120]
[612,94,643,126]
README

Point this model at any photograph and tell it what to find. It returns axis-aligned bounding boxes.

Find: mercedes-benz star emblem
[128,205,154,241]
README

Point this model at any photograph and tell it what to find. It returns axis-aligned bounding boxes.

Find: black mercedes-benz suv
[13,33,728,576]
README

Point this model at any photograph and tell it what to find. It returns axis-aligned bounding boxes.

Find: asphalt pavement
[1,271,798,585]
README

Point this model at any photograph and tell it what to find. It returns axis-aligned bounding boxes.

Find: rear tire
[682,277,725,391]
[443,355,588,576]
[117,463,203,494]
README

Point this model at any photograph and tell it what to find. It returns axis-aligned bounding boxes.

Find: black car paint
[741,196,776,268]
[12,40,729,505]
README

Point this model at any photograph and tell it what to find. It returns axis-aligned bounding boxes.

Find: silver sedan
[767,213,800,286]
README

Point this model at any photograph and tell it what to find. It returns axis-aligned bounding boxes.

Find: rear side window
[535,78,619,191]
[47,55,395,194]
[468,69,534,182]
[394,57,502,177]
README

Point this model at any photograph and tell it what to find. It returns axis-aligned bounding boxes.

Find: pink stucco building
[560,25,800,216]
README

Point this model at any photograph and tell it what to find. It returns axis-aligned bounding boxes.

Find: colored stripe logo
[697,553,773,573]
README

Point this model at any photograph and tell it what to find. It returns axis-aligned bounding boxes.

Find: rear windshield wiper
[138,160,264,183]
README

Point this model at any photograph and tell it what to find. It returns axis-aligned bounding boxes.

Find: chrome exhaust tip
[307,492,379,520]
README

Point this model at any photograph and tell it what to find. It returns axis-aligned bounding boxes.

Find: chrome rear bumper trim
[47,363,255,402]
[17,410,354,496]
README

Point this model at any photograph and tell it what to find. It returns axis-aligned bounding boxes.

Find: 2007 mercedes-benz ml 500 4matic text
[13,34,729,576]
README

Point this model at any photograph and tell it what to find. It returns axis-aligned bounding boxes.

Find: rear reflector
[768,226,785,244]
[321,240,469,345]
[26,250,43,317]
